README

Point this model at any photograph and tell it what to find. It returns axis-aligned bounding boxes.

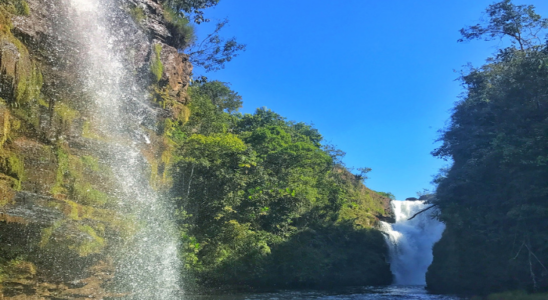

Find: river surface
[185,286,464,299]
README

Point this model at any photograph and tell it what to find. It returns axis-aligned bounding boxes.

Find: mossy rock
[49,145,118,207]
[52,101,80,136]
[0,259,36,281]
[0,104,20,148]
[11,138,56,194]
[0,34,42,107]
[140,129,174,190]
[129,5,145,24]
[39,219,106,257]
[0,149,23,190]
[150,43,163,83]
[0,175,15,206]
[0,0,30,16]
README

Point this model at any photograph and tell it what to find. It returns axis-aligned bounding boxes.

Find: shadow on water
[184,285,464,300]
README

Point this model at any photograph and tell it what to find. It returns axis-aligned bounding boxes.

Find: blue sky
[191,0,548,199]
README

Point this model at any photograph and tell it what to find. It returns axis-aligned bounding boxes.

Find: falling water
[68,0,181,298]
[380,200,445,285]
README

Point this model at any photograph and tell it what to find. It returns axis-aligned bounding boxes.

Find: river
[185,286,463,299]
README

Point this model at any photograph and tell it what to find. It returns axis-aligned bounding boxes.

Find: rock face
[0,0,192,298]
[377,196,395,223]
[1,192,65,225]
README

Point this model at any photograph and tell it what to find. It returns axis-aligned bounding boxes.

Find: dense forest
[168,78,393,289]
[152,0,396,289]
[426,0,548,296]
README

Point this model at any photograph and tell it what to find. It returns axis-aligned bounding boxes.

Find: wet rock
[0,0,193,297]
[0,191,65,226]
[378,214,396,224]
[12,139,57,195]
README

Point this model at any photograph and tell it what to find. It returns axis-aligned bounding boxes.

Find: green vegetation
[187,19,247,72]
[163,7,195,49]
[53,102,80,131]
[170,80,392,288]
[129,5,145,23]
[0,151,23,190]
[0,258,35,285]
[72,225,105,256]
[151,44,164,82]
[161,0,219,24]
[160,0,245,72]
[376,191,395,200]
[0,0,30,16]
[426,0,548,295]
[479,291,548,300]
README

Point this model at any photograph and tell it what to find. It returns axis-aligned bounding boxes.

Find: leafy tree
[163,7,196,49]
[459,0,548,50]
[190,80,242,113]
[160,1,246,71]
[376,191,395,200]
[354,167,372,183]
[169,83,393,288]
[427,1,548,294]
[183,80,241,135]
[162,0,219,24]
[188,19,246,72]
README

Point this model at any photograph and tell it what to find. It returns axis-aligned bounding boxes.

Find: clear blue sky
[191,0,548,200]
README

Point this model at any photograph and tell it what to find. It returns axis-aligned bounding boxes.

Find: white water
[68,0,181,298]
[380,200,445,285]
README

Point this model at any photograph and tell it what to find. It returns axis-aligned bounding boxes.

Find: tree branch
[408,204,438,220]
[524,243,548,273]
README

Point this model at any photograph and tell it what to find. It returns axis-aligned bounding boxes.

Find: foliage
[188,19,246,72]
[376,191,396,200]
[151,44,164,83]
[427,1,548,295]
[158,1,198,50]
[458,0,548,50]
[159,0,245,71]
[0,0,29,16]
[170,80,392,288]
[161,0,219,24]
[129,5,145,23]
[482,291,548,300]
[163,7,195,49]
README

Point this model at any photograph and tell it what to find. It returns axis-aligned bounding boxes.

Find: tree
[427,2,548,294]
[459,0,548,50]
[162,0,219,24]
[188,19,246,72]
[161,1,246,71]
[190,80,242,113]
[354,167,371,183]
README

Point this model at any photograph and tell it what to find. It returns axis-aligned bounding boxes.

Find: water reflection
[185,285,463,299]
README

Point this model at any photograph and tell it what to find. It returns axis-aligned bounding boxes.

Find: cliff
[0,0,191,298]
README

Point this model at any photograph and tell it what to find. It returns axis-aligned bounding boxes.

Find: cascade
[380,200,445,285]
[68,0,181,298]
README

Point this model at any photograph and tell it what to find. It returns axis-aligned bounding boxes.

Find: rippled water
[185,286,464,300]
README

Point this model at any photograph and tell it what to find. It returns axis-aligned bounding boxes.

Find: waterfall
[67,0,181,298]
[380,200,445,285]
